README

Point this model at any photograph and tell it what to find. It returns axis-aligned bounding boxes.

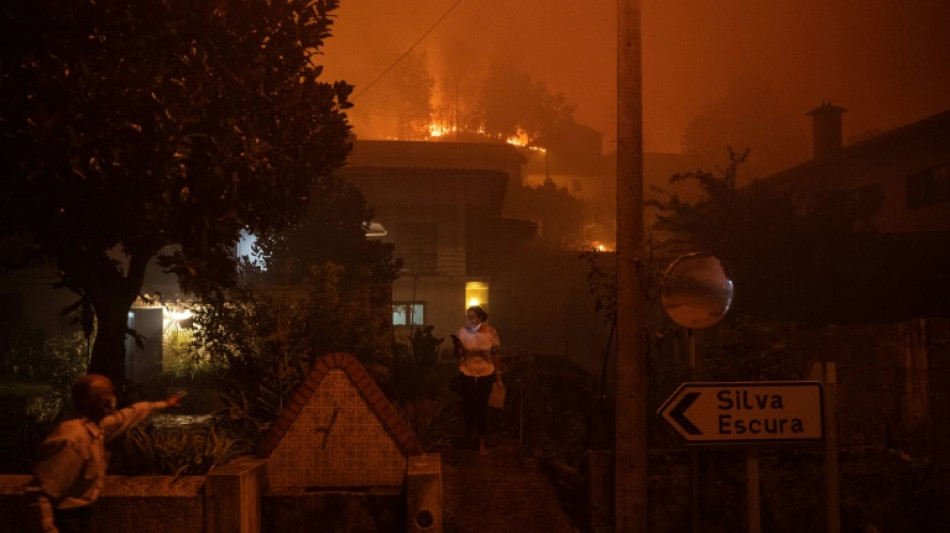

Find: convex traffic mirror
[660,253,734,329]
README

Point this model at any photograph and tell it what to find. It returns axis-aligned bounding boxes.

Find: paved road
[439,436,580,533]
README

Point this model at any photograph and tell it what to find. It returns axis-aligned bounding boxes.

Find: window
[465,281,489,311]
[907,162,950,209]
[393,303,425,326]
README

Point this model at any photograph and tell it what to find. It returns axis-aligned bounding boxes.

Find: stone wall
[0,474,204,533]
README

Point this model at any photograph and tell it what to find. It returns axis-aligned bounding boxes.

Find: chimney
[806,101,847,161]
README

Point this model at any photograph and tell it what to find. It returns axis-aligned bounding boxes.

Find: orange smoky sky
[321,0,950,154]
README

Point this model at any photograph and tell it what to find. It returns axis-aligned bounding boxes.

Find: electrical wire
[351,0,465,101]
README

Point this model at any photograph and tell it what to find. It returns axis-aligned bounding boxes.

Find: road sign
[658,381,824,444]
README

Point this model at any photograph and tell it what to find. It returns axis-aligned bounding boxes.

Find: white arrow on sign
[657,381,824,444]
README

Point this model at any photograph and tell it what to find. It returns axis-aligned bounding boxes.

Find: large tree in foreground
[0,0,353,384]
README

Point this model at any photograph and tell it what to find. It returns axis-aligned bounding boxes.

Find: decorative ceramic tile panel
[267,369,408,488]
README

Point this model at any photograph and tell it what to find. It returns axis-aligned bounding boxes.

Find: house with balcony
[342,139,612,371]
[340,140,533,350]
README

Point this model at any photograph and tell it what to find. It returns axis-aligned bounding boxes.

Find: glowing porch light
[162,305,194,332]
[163,308,193,322]
[465,281,489,311]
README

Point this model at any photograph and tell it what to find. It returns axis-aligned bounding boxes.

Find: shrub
[191,263,394,443]
[397,397,458,452]
[110,422,245,476]
[4,330,91,423]
[0,331,90,472]
[160,325,217,384]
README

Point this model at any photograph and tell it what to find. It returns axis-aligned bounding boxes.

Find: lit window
[465,281,489,312]
[393,303,425,326]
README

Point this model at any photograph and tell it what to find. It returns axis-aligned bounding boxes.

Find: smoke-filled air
[322,0,950,157]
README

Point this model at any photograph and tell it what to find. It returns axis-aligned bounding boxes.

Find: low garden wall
[0,471,409,533]
[0,455,417,533]
[0,474,204,533]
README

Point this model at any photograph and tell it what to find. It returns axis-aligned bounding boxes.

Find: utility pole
[615,1,646,532]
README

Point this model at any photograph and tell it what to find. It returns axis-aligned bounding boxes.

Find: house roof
[347,139,526,170]
[255,352,423,459]
[763,109,950,186]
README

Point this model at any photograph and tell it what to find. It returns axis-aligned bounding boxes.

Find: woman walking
[453,305,502,455]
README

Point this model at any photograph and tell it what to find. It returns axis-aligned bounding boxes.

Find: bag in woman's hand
[488,381,506,409]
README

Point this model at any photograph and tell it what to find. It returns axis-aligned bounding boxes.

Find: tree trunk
[84,249,153,387]
[88,301,130,386]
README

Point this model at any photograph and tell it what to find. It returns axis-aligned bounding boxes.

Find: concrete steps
[440,438,579,533]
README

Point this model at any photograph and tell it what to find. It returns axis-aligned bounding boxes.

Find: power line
[351,0,465,101]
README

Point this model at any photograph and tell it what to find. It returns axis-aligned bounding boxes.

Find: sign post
[659,381,824,532]
[658,381,824,444]
[659,253,734,533]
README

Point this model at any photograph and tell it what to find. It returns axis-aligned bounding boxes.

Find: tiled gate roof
[255,352,423,487]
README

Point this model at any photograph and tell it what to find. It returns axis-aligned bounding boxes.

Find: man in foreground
[24,374,183,533]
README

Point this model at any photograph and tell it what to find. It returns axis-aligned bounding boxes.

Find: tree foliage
[347,50,434,140]
[477,60,576,144]
[434,38,484,136]
[252,177,400,287]
[648,149,885,322]
[191,263,394,438]
[0,0,354,382]
[428,49,578,145]
[506,178,588,249]
[390,51,436,140]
